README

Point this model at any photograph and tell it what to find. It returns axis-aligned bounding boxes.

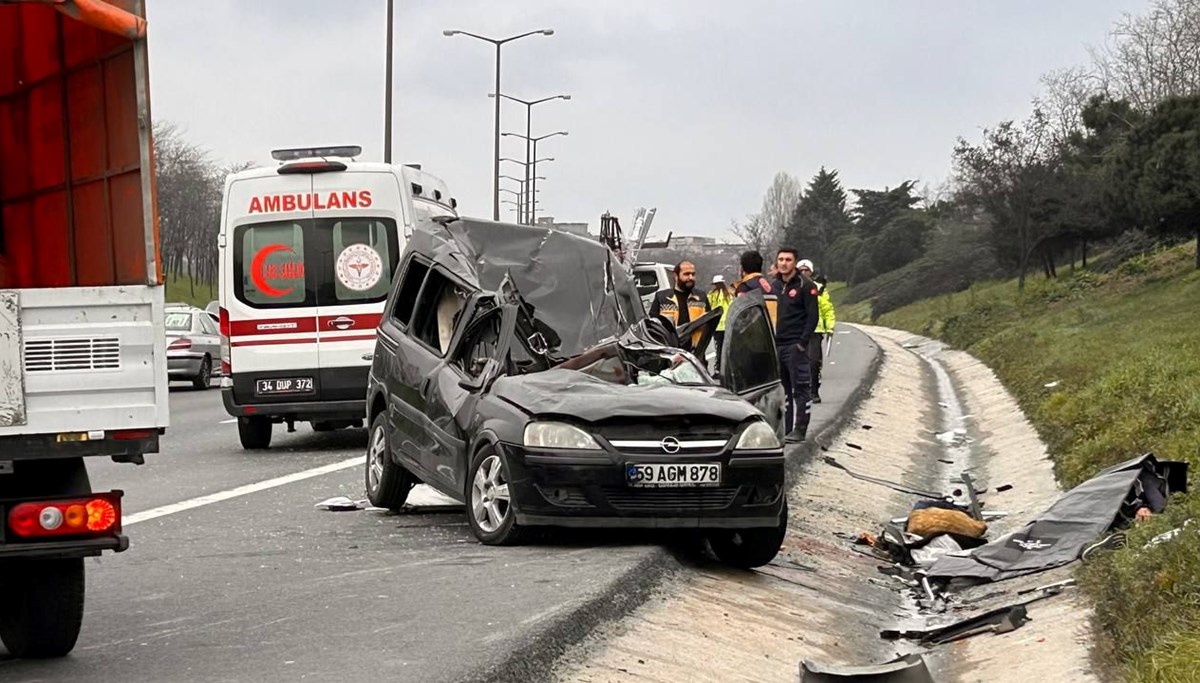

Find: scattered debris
[862,425,874,430]
[882,603,1029,644]
[314,496,367,512]
[846,442,864,450]
[937,459,954,465]
[909,535,963,569]
[1043,380,1060,388]
[995,484,1014,493]
[800,653,933,683]
[823,456,944,499]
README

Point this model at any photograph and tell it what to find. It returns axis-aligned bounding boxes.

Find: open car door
[720,290,785,437]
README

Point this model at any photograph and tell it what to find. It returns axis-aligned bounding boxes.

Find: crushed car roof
[409,218,645,359]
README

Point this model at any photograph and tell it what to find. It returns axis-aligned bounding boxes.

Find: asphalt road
[0,327,877,683]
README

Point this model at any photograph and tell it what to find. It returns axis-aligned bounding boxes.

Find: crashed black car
[363,218,789,567]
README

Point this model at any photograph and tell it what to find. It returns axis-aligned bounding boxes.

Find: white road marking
[124,456,361,526]
[219,418,237,424]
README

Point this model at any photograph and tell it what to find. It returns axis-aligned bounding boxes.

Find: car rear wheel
[238,416,272,450]
[365,413,414,510]
[192,356,212,390]
[467,445,525,545]
[707,498,788,569]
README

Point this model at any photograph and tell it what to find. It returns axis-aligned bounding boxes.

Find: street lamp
[443,27,555,220]
[502,131,566,222]
[490,93,570,222]
[384,0,394,163]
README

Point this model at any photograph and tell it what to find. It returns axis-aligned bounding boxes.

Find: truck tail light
[8,493,122,539]
[111,429,156,441]
[168,338,192,351]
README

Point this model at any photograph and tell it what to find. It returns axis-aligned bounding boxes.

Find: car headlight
[523,421,602,450]
[736,421,781,450]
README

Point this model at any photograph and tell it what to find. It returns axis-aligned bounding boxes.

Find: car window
[234,220,310,308]
[723,303,779,393]
[391,258,430,327]
[325,218,397,305]
[634,269,659,297]
[409,269,466,356]
[165,312,193,331]
[199,315,219,335]
[454,309,502,378]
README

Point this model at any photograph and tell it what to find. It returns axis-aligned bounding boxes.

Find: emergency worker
[799,263,836,403]
[649,260,710,352]
[707,275,733,374]
[773,248,820,443]
[733,250,778,330]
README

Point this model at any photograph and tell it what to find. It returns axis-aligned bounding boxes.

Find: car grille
[24,336,120,373]
[593,418,736,455]
[601,486,739,512]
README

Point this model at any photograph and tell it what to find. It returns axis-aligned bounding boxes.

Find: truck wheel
[0,558,85,658]
[192,357,212,390]
[365,413,414,510]
[238,416,272,449]
[707,498,788,569]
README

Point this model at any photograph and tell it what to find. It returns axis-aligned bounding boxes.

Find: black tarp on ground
[927,453,1187,582]
[410,218,645,359]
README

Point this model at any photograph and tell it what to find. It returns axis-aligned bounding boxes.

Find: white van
[218,146,457,449]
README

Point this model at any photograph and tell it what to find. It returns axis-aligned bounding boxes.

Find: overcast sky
[145,0,1146,240]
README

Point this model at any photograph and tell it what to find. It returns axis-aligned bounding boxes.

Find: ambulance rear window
[328,219,396,304]
[235,221,311,308]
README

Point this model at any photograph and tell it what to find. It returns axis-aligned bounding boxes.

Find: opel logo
[660,436,681,454]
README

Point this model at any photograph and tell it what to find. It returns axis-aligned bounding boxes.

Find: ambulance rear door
[310,170,404,403]
[223,172,319,402]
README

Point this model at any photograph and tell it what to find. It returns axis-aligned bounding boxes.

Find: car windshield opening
[554,340,711,387]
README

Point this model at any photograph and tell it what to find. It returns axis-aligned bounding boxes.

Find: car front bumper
[498,443,786,529]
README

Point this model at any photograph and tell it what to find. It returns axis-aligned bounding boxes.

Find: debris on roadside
[314,496,368,511]
[800,653,933,682]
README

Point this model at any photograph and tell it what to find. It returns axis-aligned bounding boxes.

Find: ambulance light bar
[271,146,362,161]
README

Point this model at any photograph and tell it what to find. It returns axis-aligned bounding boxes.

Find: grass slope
[846,243,1200,683]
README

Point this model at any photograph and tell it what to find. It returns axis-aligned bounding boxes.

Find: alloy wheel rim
[471,455,510,533]
[368,425,386,492]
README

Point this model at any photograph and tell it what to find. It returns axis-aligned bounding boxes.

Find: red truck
[0,0,165,658]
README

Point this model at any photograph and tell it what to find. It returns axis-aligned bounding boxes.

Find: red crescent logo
[251,244,296,298]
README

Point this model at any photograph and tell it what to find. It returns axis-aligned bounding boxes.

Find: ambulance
[218,146,457,449]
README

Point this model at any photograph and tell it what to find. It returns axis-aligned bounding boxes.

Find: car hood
[490,369,761,424]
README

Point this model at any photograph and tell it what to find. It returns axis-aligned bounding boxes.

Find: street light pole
[491,93,570,222]
[502,130,566,224]
[443,28,555,220]
[384,0,394,163]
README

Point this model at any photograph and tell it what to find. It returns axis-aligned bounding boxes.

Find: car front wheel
[707,498,788,569]
[466,445,525,545]
[365,413,414,510]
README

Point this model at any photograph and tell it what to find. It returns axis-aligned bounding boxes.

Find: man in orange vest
[648,260,711,353]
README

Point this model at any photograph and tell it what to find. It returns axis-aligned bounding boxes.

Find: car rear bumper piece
[499,443,786,529]
[0,535,129,560]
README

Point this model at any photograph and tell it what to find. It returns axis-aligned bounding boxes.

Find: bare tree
[1090,0,1200,109]
[153,122,242,295]
[730,215,773,255]
[759,171,802,246]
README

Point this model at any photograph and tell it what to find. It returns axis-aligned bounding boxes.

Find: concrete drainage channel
[542,325,1096,683]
